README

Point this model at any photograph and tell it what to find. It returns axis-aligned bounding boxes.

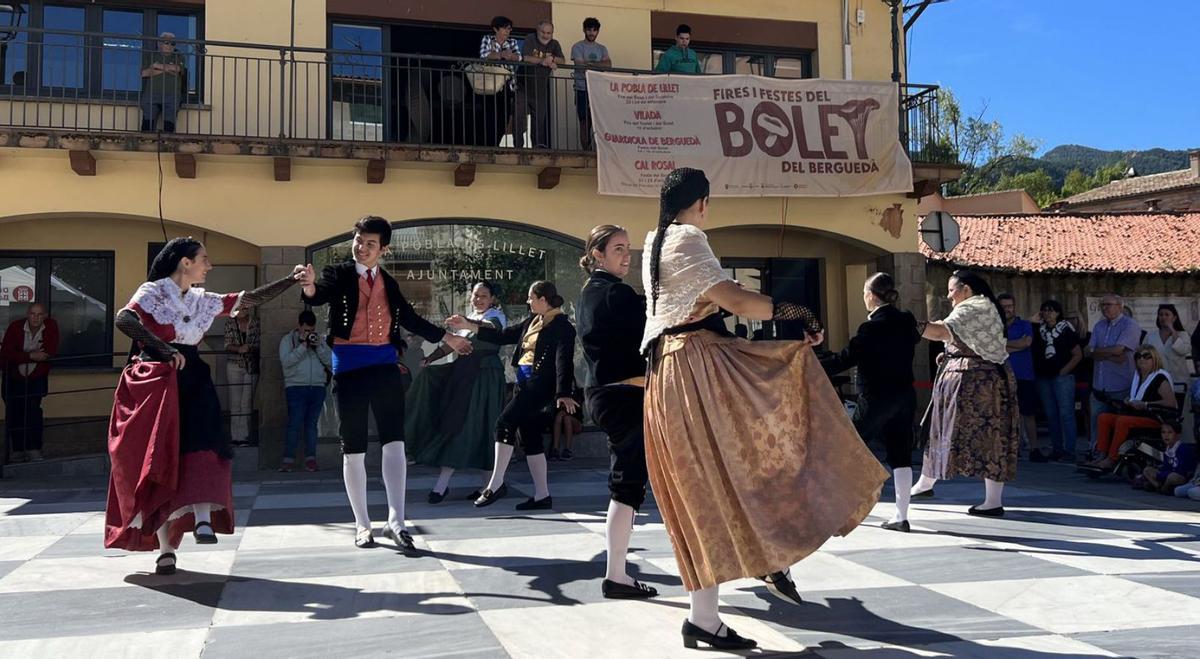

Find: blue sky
[907,0,1200,154]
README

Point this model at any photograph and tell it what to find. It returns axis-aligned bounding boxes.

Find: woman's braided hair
[649,168,709,314]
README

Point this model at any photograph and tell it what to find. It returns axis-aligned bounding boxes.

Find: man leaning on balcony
[654,24,702,74]
[140,32,185,133]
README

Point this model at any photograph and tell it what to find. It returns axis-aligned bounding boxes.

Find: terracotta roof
[919,212,1200,274]
[1060,168,1199,206]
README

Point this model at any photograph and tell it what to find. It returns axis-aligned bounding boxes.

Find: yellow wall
[0,215,259,420]
[0,150,918,255]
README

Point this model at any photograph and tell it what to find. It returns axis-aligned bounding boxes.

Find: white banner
[587,71,914,198]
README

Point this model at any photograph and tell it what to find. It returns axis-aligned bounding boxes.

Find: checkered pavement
[1,460,1198,658]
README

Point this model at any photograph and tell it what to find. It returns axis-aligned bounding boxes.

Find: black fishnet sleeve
[424,344,452,363]
[772,301,824,336]
[238,273,299,311]
[115,309,177,361]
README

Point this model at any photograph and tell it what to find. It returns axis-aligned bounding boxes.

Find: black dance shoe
[155,552,177,576]
[911,487,935,498]
[474,484,508,508]
[382,525,416,551]
[758,569,804,605]
[193,521,218,545]
[428,489,447,504]
[681,620,757,650]
[881,519,911,533]
[601,579,658,599]
[967,505,1005,518]
[515,495,553,511]
[465,489,482,501]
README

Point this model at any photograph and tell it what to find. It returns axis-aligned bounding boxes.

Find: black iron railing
[0,26,949,159]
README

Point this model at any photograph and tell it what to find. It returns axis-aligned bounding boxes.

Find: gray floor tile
[0,512,93,537]
[910,514,1124,543]
[0,560,21,580]
[213,573,473,621]
[1122,571,1200,599]
[0,583,221,640]
[39,532,243,558]
[231,546,444,580]
[839,545,1092,584]
[722,585,1044,649]
[1073,623,1200,658]
[450,558,681,611]
[201,613,505,659]
[416,512,589,541]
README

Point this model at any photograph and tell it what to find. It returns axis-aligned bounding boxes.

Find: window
[330,23,384,140]
[0,251,114,369]
[0,1,202,99]
[0,3,30,87]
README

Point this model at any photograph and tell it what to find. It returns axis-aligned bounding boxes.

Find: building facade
[0,0,954,465]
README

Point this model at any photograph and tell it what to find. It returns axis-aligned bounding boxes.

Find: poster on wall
[587,71,913,198]
[1084,296,1200,339]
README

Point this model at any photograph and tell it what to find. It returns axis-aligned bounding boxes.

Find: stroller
[1078,391,1177,481]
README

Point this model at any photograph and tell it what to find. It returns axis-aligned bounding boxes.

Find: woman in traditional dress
[406,281,508,503]
[911,270,1020,517]
[447,281,577,510]
[642,168,889,650]
[105,238,303,575]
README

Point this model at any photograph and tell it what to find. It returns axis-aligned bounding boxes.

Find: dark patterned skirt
[922,355,1020,482]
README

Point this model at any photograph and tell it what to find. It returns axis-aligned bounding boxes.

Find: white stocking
[342,452,371,532]
[485,443,514,491]
[156,522,179,552]
[381,441,409,534]
[433,466,454,495]
[192,502,212,526]
[982,478,1005,509]
[527,453,550,500]
[912,474,938,495]
[891,467,913,523]
[605,500,635,585]
[688,585,725,636]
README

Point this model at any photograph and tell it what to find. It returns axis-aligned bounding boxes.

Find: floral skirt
[645,330,889,591]
[922,356,1020,482]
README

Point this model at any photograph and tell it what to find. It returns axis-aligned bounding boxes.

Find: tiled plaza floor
[1,459,1198,658]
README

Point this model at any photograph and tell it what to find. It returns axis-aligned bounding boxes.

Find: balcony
[0,27,957,184]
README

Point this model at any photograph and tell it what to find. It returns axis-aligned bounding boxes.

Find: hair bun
[883,290,901,304]
[550,295,565,308]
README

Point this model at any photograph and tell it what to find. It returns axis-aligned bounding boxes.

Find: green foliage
[991,170,1059,207]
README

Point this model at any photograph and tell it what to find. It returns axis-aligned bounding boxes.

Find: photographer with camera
[279,310,333,472]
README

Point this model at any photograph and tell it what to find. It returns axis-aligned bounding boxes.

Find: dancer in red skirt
[105,238,303,575]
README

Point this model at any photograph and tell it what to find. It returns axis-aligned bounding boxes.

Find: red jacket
[1,317,60,380]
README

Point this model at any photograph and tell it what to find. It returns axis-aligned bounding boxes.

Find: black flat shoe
[428,490,447,504]
[465,489,482,501]
[193,521,218,545]
[881,519,911,533]
[681,620,757,650]
[474,484,508,507]
[911,488,935,498]
[382,526,416,551]
[602,579,658,599]
[758,569,803,605]
[155,552,177,576]
[515,495,552,511]
[967,505,1005,518]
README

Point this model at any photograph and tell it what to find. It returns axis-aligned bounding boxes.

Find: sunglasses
[1135,353,1152,359]
[162,41,176,46]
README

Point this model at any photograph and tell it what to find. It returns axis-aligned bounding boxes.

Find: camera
[304,331,320,346]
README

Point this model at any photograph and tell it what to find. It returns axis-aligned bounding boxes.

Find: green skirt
[405,351,505,470]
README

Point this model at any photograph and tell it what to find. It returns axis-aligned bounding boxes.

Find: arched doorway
[307,219,588,400]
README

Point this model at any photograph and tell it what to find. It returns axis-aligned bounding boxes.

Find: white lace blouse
[639,223,731,353]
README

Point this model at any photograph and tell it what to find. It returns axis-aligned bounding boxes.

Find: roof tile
[919,212,1200,274]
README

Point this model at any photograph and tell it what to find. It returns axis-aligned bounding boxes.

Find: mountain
[972,145,1190,189]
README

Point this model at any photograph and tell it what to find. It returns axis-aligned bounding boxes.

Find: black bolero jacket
[300,261,445,353]
[475,312,576,399]
[823,303,920,396]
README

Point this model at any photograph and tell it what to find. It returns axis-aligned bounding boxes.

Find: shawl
[943,295,1008,364]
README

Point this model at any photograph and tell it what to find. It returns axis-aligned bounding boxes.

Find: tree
[992,170,1059,208]
[934,88,1041,196]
